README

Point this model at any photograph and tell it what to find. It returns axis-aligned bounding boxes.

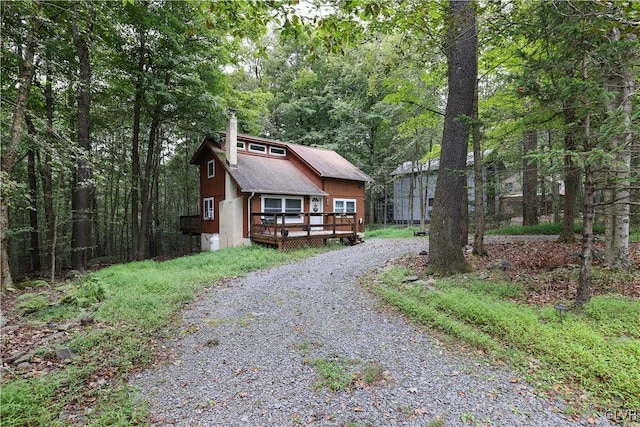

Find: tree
[513,1,639,304]
[428,0,476,274]
[1,1,40,289]
[70,0,94,271]
[471,81,486,256]
[603,26,637,270]
[522,128,539,226]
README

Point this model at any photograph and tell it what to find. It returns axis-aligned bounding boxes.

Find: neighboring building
[391,152,519,224]
[182,111,371,251]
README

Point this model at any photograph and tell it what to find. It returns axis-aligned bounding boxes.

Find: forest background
[1,0,639,297]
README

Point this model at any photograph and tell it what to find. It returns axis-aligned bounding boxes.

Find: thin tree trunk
[41,62,56,273]
[408,163,415,228]
[523,129,539,226]
[472,83,486,256]
[50,172,63,284]
[131,31,146,261]
[417,160,426,231]
[577,162,594,306]
[461,181,469,246]
[559,109,579,243]
[137,72,168,260]
[28,145,42,272]
[367,125,377,229]
[576,62,593,306]
[70,1,93,271]
[1,9,38,289]
[603,32,633,270]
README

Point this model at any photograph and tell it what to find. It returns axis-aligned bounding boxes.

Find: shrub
[60,276,106,307]
[14,292,50,315]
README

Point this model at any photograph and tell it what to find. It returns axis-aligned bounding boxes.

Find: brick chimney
[225,108,237,167]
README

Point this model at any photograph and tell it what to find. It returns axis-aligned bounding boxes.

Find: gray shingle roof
[226,152,327,196]
[196,133,371,195]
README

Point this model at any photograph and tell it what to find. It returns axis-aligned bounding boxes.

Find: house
[181,110,371,251]
[390,152,519,225]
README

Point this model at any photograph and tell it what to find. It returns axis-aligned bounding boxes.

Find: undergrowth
[363,267,640,416]
[1,243,336,426]
[487,221,605,236]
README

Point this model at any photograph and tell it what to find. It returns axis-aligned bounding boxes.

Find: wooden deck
[179,212,359,251]
[250,212,358,250]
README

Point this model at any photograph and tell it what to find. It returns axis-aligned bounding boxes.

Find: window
[269,146,286,156]
[249,143,266,154]
[203,197,214,220]
[207,159,215,178]
[263,197,282,215]
[263,196,303,222]
[428,197,434,207]
[285,198,302,212]
[334,199,356,214]
[237,141,245,150]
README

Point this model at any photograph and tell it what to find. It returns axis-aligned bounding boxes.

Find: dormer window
[269,147,286,156]
[249,143,266,154]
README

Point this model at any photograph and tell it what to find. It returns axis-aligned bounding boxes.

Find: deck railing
[179,212,358,250]
[250,212,356,239]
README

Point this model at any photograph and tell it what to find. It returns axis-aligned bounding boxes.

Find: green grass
[487,221,605,236]
[307,356,358,391]
[1,244,336,426]
[366,225,425,239]
[307,355,386,392]
[363,268,640,414]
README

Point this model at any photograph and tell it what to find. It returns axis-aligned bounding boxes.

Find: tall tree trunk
[408,163,415,228]
[368,125,377,228]
[136,72,168,260]
[472,83,487,256]
[428,0,476,274]
[522,129,539,226]
[559,109,579,243]
[577,162,594,306]
[576,59,593,307]
[131,32,146,261]
[1,8,38,289]
[41,62,56,273]
[603,30,633,270]
[460,181,469,246]
[70,1,93,271]
[28,145,42,273]
[576,108,593,306]
[417,160,426,231]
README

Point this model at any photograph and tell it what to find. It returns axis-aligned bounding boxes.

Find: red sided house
[181,111,371,251]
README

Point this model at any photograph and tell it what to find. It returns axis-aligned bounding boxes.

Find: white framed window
[269,146,286,156]
[237,141,245,150]
[262,195,303,222]
[203,197,214,220]
[334,199,356,214]
[263,197,282,216]
[249,143,267,154]
[207,159,215,178]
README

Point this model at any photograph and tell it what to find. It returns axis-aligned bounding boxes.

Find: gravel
[131,238,608,426]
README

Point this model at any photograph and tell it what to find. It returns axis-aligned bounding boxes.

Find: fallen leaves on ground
[397,241,640,305]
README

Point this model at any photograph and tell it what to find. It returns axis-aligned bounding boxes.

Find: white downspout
[247,192,255,239]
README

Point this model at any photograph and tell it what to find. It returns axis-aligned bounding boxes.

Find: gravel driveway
[132,238,606,426]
